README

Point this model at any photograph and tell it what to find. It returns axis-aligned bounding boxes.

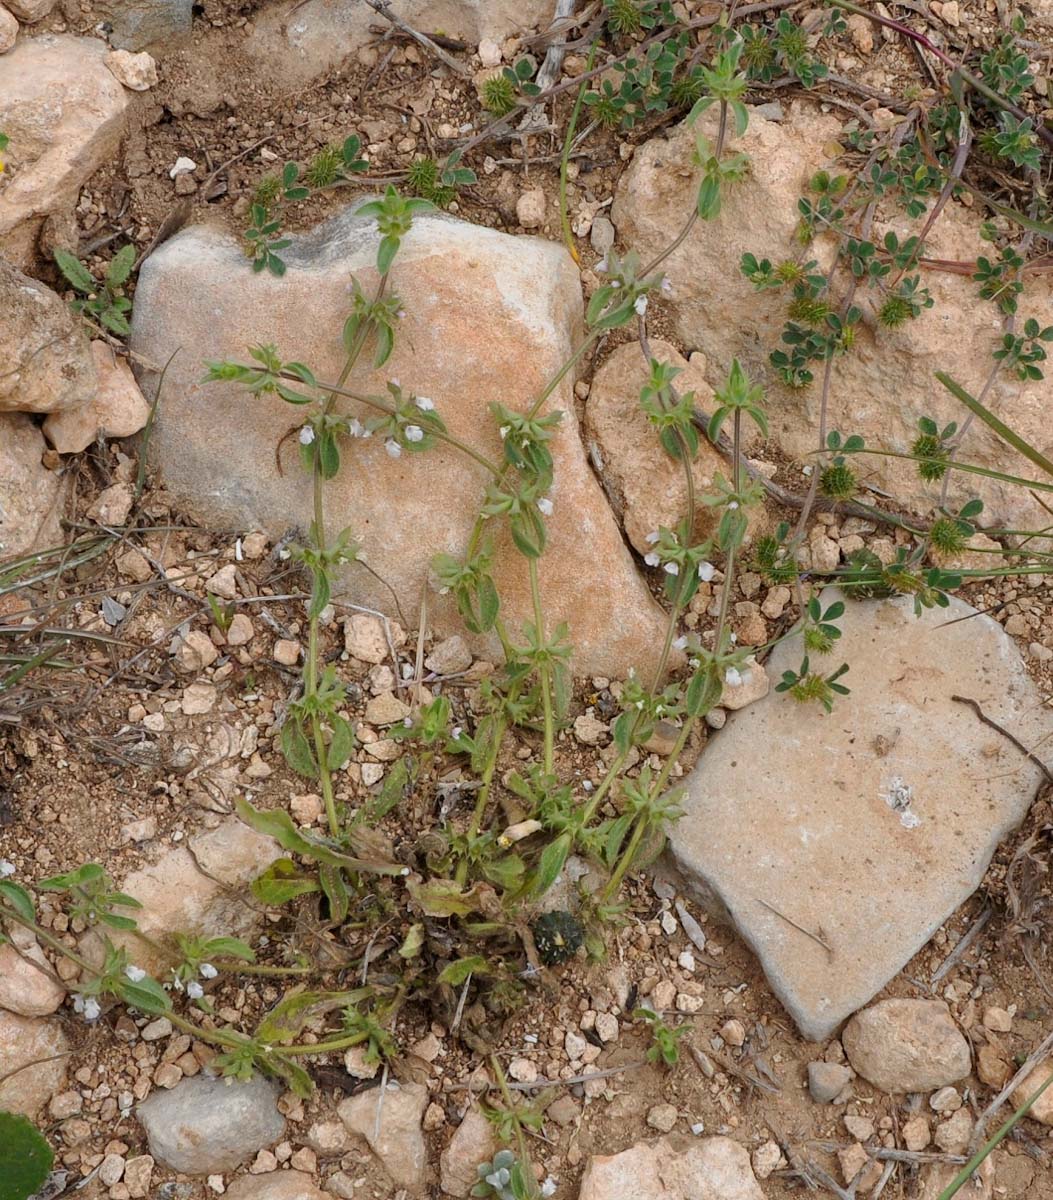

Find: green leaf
[117,974,172,1015]
[328,714,356,772]
[0,1111,54,1200]
[377,235,399,275]
[53,248,95,294]
[531,832,572,899]
[319,862,350,924]
[438,955,490,986]
[106,243,137,287]
[38,863,105,891]
[937,371,1053,478]
[100,308,132,336]
[202,936,257,963]
[252,858,320,905]
[281,717,318,778]
[0,881,35,922]
[398,923,424,959]
[407,878,485,918]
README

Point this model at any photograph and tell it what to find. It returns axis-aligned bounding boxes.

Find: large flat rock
[670,587,1053,1040]
[131,205,671,679]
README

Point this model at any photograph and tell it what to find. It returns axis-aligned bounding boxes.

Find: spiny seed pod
[819,462,856,500]
[531,910,585,966]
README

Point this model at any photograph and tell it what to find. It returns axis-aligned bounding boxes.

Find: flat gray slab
[670,588,1053,1040]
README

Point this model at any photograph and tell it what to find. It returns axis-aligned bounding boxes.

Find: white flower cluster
[72,993,101,1021]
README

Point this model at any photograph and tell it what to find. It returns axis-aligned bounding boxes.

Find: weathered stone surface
[338,1081,428,1193]
[917,1157,994,1200]
[1011,1060,1053,1126]
[0,35,129,266]
[44,341,151,451]
[670,587,1053,1040]
[248,1,555,88]
[93,0,192,51]
[613,104,1053,531]
[579,1135,765,1200]
[1,257,96,413]
[808,1061,851,1103]
[105,48,158,90]
[0,1011,69,1116]
[131,206,671,679]
[440,1109,496,1197]
[0,7,17,54]
[0,413,65,559]
[224,1171,327,1200]
[81,816,281,975]
[0,927,65,1016]
[843,1000,970,1093]
[585,340,725,555]
[138,1074,285,1173]
[6,0,53,20]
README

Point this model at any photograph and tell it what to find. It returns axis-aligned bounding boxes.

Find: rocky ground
[2,1,1053,1200]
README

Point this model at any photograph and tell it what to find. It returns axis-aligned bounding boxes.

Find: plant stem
[529,558,555,775]
[455,715,508,886]
[559,42,597,264]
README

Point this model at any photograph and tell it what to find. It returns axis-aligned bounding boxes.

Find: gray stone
[439,1109,496,1197]
[0,413,66,558]
[137,1074,285,1173]
[579,1135,765,1200]
[131,205,671,680]
[224,1172,327,1200]
[94,0,193,51]
[669,587,1053,1040]
[338,1081,428,1193]
[808,1061,851,1103]
[246,1,556,88]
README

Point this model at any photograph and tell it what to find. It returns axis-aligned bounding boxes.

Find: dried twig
[930,904,992,990]
[756,897,834,957]
[951,695,1053,784]
[969,1028,1053,1154]
[360,0,470,76]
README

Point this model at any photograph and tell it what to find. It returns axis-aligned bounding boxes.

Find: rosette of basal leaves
[54,243,136,335]
[0,1112,53,1200]
[355,187,435,274]
[639,358,699,459]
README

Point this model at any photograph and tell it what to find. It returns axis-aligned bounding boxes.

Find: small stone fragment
[647,1103,678,1133]
[425,634,472,675]
[337,1082,427,1191]
[272,639,301,667]
[440,1109,496,1197]
[751,1140,785,1180]
[843,1000,971,1094]
[573,713,609,746]
[87,482,134,526]
[106,48,158,89]
[517,188,546,228]
[808,1061,851,1103]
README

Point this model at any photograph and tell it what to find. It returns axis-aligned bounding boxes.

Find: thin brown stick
[951,695,1053,783]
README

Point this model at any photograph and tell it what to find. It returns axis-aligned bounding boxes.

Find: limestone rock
[338,1081,428,1193]
[6,0,53,20]
[917,1157,994,1200]
[0,7,16,54]
[808,1061,851,1103]
[93,1,193,51]
[224,1171,327,1200]
[0,1011,69,1116]
[843,1000,971,1093]
[44,341,151,452]
[0,35,129,266]
[669,587,1053,1040]
[579,1135,765,1200]
[0,413,65,559]
[0,257,96,413]
[138,1074,285,1173]
[81,816,282,975]
[613,103,1053,532]
[1011,1061,1053,1126]
[105,48,158,90]
[585,340,724,555]
[0,928,65,1016]
[440,1109,496,1197]
[247,1,556,88]
[131,205,671,679]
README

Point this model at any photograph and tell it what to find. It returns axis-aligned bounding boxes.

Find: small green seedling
[54,244,136,336]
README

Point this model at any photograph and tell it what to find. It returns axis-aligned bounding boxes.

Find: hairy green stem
[529,558,555,776]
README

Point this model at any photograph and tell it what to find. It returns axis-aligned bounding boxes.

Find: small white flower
[645,530,660,545]
[541,1179,558,1198]
[663,562,680,576]
[186,980,205,1000]
[396,309,407,319]
[390,377,400,388]
[199,962,218,980]
[385,439,402,458]
[740,669,753,687]
[0,860,14,879]
[84,996,101,1021]
[661,276,673,294]
[644,552,660,567]
[634,294,648,316]
[298,426,315,445]
[415,396,435,411]
[348,418,366,438]
[728,500,739,510]
[405,425,424,443]
[537,497,553,516]
[451,726,463,739]
[698,561,715,582]
[72,994,85,1013]
[725,667,742,688]
[672,635,688,651]
[499,425,511,440]
[403,716,413,727]
[124,965,146,983]
[596,257,608,273]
